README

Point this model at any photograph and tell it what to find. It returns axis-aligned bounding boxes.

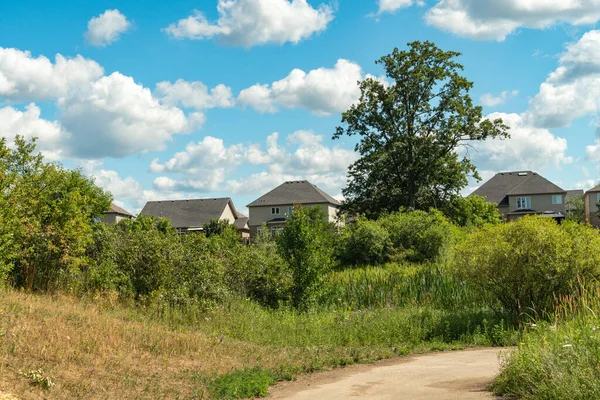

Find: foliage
[203,218,232,238]
[454,217,600,319]
[380,209,459,263]
[443,195,501,227]
[333,41,509,218]
[208,367,278,399]
[276,206,335,310]
[493,284,600,400]
[0,136,112,291]
[566,194,586,223]
[337,217,389,265]
[20,368,56,390]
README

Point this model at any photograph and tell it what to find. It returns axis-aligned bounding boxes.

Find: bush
[381,209,458,263]
[443,195,501,227]
[454,217,600,319]
[338,217,389,266]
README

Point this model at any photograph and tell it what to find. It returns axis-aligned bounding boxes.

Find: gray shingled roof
[566,189,584,200]
[141,198,236,229]
[105,203,135,217]
[587,184,600,193]
[471,171,565,205]
[247,180,341,207]
[233,211,249,231]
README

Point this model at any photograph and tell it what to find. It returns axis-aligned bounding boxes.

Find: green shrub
[454,217,600,319]
[443,195,502,227]
[338,217,389,265]
[381,209,458,263]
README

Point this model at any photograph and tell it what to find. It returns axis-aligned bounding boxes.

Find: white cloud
[58,72,197,159]
[85,9,132,47]
[470,113,572,172]
[574,179,597,191]
[425,0,600,41]
[525,30,600,128]
[149,130,356,196]
[586,139,600,162]
[238,59,364,116]
[480,90,518,107]
[155,79,235,109]
[149,136,245,175]
[164,0,335,47]
[0,47,103,101]
[0,104,64,160]
[376,0,424,15]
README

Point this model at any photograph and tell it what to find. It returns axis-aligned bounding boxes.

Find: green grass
[493,284,600,399]
[324,262,489,311]
[207,367,280,400]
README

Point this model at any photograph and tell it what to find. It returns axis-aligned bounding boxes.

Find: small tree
[203,219,231,238]
[566,194,585,223]
[276,206,334,310]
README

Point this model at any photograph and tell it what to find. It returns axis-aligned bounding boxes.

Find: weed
[20,368,56,390]
[208,367,277,399]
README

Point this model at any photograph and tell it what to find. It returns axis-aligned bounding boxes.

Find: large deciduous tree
[334,41,509,218]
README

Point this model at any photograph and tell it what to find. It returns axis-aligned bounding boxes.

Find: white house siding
[219,203,237,223]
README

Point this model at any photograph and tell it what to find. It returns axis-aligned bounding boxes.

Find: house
[140,198,250,239]
[565,189,584,215]
[470,171,567,222]
[247,180,341,236]
[584,185,600,227]
[101,203,135,224]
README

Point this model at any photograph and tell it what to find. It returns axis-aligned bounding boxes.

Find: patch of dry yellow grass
[0,291,296,399]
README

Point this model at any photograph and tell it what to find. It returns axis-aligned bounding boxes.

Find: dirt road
[268,348,509,399]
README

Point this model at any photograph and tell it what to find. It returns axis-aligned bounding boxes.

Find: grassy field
[0,284,515,399]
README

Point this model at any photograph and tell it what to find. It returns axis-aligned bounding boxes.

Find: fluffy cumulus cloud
[376,0,424,15]
[525,30,600,128]
[470,113,572,172]
[425,0,600,41]
[586,139,600,162]
[238,59,365,116]
[480,90,518,107]
[58,72,199,159]
[0,47,103,101]
[155,79,235,110]
[164,0,335,47]
[150,130,356,197]
[85,9,132,47]
[0,104,65,160]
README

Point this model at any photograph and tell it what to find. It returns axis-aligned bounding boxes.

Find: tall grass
[325,262,488,311]
[493,283,600,399]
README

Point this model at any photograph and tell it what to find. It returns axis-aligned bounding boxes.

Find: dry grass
[0,290,304,399]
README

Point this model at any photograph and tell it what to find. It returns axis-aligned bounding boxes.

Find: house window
[271,207,280,215]
[270,227,283,236]
[552,195,562,205]
[516,196,531,210]
[597,193,600,203]
[288,206,293,215]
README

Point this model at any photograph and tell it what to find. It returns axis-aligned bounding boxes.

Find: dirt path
[268,348,509,400]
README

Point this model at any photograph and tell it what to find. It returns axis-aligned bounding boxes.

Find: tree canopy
[334,41,509,218]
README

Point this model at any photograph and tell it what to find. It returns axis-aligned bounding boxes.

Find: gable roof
[141,198,236,229]
[587,184,600,193]
[105,203,135,218]
[233,211,249,231]
[247,180,341,207]
[566,189,584,199]
[471,171,565,205]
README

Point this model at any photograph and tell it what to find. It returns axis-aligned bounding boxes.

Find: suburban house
[584,185,600,227]
[470,171,568,222]
[140,198,250,239]
[101,203,135,224]
[247,180,341,236]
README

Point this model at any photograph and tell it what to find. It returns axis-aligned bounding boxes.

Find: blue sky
[2,0,600,215]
